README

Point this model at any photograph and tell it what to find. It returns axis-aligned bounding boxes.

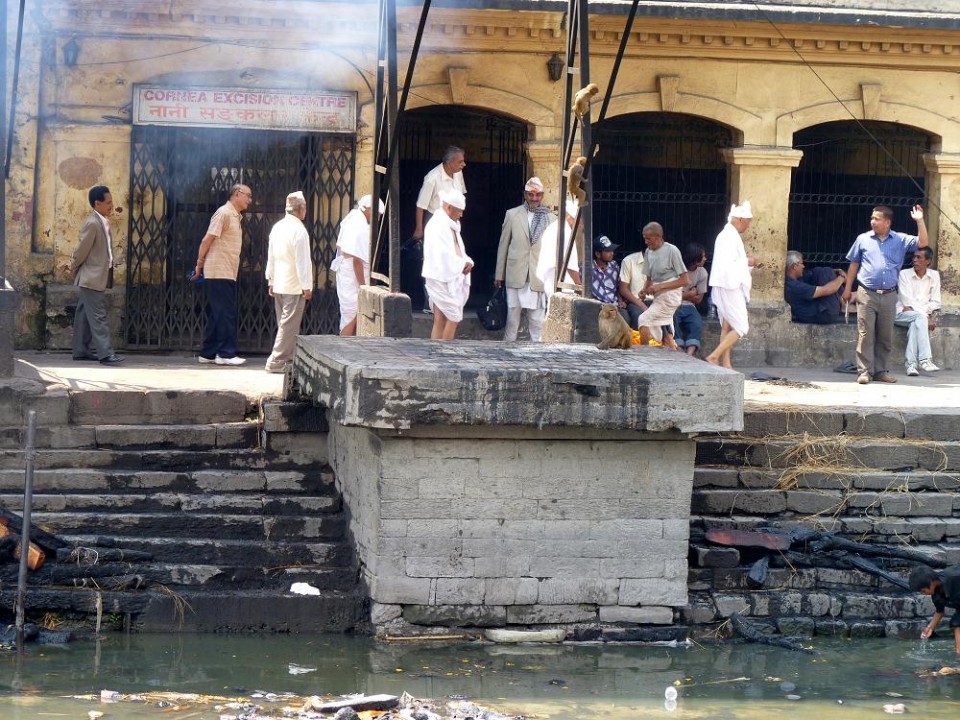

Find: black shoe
[99,354,124,365]
[72,353,98,361]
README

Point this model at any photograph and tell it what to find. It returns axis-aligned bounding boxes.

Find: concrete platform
[11,348,960,415]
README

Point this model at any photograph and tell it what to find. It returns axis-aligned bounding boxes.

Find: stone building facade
[4,1,960,353]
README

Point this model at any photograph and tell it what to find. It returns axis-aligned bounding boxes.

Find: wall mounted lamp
[546,53,564,83]
[63,39,80,67]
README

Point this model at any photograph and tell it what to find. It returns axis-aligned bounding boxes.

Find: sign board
[132,86,356,134]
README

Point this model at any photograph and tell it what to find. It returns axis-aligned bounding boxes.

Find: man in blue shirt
[842,205,927,385]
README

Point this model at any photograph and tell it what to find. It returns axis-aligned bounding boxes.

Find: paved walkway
[12,350,960,413]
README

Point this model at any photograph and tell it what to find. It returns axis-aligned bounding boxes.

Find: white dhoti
[712,286,749,337]
[426,274,471,322]
[335,265,360,331]
[636,287,682,340]
[504,284,546,342]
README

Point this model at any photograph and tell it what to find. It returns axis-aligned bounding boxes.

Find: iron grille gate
[396,107,527,304]
[592,114,732,258]
[789,121,930,267]
[126,125,354,351]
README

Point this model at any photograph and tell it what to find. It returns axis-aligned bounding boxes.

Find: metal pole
[369,0,387,280]
[386,0,400,292]
[0,0,9,284]
[556,0,577,294]
[15,409,36,655]
[577,0,594,297]
[4,0,24,179]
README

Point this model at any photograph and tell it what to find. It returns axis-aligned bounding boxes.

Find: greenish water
[0,634,957,719]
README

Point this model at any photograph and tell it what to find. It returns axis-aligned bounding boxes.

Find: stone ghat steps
[695,437,960,472]
[0,467,336,493]
[2,387,255,427]
[0,587,366,633]
[31,510,346,541]
[58,534,355,567]
[739,409,958,442]
[0,492,340,515]
[0,448,318,471]
[0,422,260,451]
[0,560,357,593]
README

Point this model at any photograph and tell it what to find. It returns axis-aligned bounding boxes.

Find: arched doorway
[397,106,527,307]
[126,125,354,351]
[789,121,932,266]
[592,113,734,258]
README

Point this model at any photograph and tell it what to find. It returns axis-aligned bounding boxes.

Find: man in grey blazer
[71,185,122,364]
[494,177,555,341]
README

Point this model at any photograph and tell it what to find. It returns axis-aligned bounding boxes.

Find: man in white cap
[494,177,555,342]
[413,146,467,313]
[536,199,582,301]
[422,189,473,340]
[264,191,313,373]
[706,200,758,368]
[332,195,383,336]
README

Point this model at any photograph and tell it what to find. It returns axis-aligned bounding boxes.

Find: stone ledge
[295,336,742,433]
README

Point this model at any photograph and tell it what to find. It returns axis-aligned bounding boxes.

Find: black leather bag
[477,286,508,332]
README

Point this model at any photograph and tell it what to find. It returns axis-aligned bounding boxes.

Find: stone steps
[0,467,335,493]
[32,511,346,541]
[0,385,359,632]
[689,407,960,639]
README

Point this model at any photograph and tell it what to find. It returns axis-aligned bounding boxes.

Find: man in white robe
[536,199,582,303]
[422,189,473,340]
[332,195,383,336]
[706,201,757,369]
[264,191,313,372]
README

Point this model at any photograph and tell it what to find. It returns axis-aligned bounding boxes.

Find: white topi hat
[728,200,753,220]
[285,190,305,212]
[439,189,466,210]
[357,195,385,213]
[525,176,544,192]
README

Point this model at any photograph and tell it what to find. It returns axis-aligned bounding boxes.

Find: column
[923,153,960,305]
[526,140,562,211]
[722,147,803,303]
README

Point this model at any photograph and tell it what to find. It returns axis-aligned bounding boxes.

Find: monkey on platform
[573,83,599,121]
[597,303,633,350]
[567,156,588,205]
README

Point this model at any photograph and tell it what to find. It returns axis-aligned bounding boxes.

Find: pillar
[923,153,960,305]
[526,140,562,211]
[722,147,803,302]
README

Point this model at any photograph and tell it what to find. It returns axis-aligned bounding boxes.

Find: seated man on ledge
[895,246,941,376]
[784,251,846,324]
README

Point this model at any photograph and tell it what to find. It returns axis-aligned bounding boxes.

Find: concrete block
[713,594,751,617]
[693,467,739,488]
[418,475,467,498]
[776,617,814,636]
[485,578,538,605]
[849,621,884,637]
[527,557,600,578]
[693,545,739,568]
[599,606,673,624]
[785,490,843,515]
[814,619,848,637]
[599,558,664,578]
[403,604,506,627]
[802,593,835,617]
[506,604,597,625]
[619,579,687,606]
[533,539,617,558]
[370,602,402,625]
[590,519,663,542]
[884,619,927,639]
[403,537,462,556]
[691,489,787,515]
[737,469,781,489]
[405,555,474,578]
[681,601,717,624]
[843,411,907,439]
[406,519,459,538]
[357,286,412,338]
[264,432,328,461]
[369,575,431,604]
[536,579,619,604]
[435,578,486,604]
[261,401,327,433]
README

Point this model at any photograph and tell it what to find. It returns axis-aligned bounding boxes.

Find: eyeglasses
[237,190,253,198]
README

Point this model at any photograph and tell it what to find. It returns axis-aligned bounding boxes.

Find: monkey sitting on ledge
[596,303,633,350]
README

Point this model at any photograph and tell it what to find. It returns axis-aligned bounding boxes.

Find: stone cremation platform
[293,337,742,632]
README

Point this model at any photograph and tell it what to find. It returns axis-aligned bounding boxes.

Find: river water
[0,634,957,719]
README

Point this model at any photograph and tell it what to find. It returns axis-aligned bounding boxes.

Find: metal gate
[397,107,527,304]
[126,125,354,351]
[789,121,930,266]
[592,113,732,257]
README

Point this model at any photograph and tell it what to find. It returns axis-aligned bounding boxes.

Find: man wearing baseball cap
[592,235,621,306]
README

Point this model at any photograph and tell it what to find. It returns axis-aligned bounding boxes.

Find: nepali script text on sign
[133,86,357,134]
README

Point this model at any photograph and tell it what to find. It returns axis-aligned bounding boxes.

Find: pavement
[11,349,960,413]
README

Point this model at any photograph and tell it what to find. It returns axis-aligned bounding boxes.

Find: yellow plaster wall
[7,2,960,343]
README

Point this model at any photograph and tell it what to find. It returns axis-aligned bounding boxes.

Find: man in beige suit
[71,185,122,364]
[494,177,555,341]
